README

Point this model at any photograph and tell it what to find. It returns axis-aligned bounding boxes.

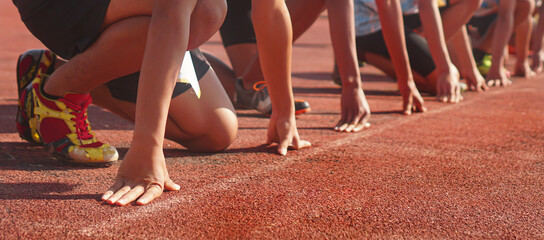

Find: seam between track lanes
[78,84,536,237]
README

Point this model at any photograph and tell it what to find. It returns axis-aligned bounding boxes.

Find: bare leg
[227,0,326,89]
[44,0,226,97]
[202,51,237,102]
[441,0,483,42]
[91,68,237,152]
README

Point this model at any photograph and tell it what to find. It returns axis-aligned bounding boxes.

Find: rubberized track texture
[1,3,543,239]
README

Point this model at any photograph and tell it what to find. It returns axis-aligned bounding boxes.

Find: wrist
[131,132,164,150]
[341,75,362,89]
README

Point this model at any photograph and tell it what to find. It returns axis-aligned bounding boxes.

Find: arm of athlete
[448,28,488,92]
[418,0,462,103]
[486,0,516,87]
[513,10,535,79]
[325,0,370,132]
[101,0,197,206]
[251,0,311,155]
[376,0,426,115]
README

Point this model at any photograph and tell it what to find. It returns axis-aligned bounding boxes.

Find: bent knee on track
[167,110,237,152]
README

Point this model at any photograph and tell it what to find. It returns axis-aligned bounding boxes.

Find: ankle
[41,77,62,99]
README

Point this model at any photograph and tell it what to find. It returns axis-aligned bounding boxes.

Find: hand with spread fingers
[399,80,427,115]
[267,113,311,155]
[514,59,536,79]
[486,67,512,87]
[335,87,371,132]
[465,70,488,92]
[102,146,180,206]
[436,66,463,103]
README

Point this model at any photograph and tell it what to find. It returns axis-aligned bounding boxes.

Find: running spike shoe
[235,78,311,116]
[16,49,57,144]
[22,73,118,165]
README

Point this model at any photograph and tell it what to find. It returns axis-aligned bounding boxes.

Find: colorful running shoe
[235,79,311,116]
[16,49,57,144]
[21,73,118,165]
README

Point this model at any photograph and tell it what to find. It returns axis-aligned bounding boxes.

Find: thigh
[224,44,258,77]
[91,52,237,151]
[166,67,237,151]
[286,0,326,40]
[104,0,227,50]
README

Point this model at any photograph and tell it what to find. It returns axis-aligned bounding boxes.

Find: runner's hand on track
[335,87,371,132]
[398,78,427,115]
[514,60,536,79]
[466,70,488,92]
[486,67,512,87]
[267,112,311,155]
[436,66,463,103]
[102,146,180,206]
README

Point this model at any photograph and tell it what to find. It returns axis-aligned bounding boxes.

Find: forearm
[325,0,362,90]
[133,0,196,147]
[251,0,294,114]
[489,9,515,71]
[418,0,453,72]
[515,16,533,63]
[449,27,479,77]
[532,5,544,53]
[375,0,414,85]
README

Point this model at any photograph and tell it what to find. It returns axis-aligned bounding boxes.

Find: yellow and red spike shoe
[29,74,118,165]
[16,49,56,144]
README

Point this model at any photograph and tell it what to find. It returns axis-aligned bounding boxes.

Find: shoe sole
[42,133,117,167]
[295,107,311,115]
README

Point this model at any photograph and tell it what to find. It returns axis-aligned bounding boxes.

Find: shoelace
[59,97,93,140]
[252,81,267,91]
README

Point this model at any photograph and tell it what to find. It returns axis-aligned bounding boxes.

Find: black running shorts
[219,0,256,47]
[356,18,436,77]
[468,14,498,37]
[12,0,110,60]
[106,49,211,103]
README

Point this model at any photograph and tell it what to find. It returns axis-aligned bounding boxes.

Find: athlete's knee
[201,124,237,152]
[172,109,237,152]
[199,109,237,152]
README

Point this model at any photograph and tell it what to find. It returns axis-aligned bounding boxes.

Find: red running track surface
[1,2,543,239]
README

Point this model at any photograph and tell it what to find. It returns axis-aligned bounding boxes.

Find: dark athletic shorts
[356,14,436,77]
[468,14,498,37]
[12,0,111,60]
[106,49,210,103]
[219,0,256,47]
[12,0,210,103]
